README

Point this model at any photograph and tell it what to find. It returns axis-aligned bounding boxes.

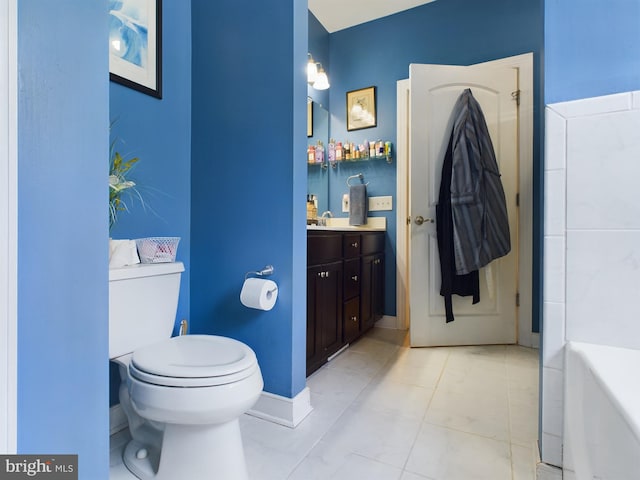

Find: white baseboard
[110,404,128,435]
[246,387,313,429]
[375,315,404,330]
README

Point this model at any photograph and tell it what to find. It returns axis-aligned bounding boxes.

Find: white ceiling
[309,0,437,33]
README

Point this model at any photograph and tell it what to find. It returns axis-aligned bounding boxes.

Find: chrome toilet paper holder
[244,265,275,280]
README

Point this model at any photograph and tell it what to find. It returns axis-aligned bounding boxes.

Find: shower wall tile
[542,302,565,370]
[545,108,566,171]
[542,366,564,437]
[544,169,566,236]
[543,236,565,304]
[541,432,563,468]
[566,230,640,350]
[543,90,640,468]
[566,109,640,229]
[550,92,631,119]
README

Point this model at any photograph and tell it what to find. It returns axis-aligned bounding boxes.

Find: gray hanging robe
[449,89,510,276]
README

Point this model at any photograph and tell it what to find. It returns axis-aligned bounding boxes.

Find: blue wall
[109,0,192,331]
[17,1,109,477]
[545,0,640,104]
[108,0,192,407]
[190,0,308,398]
[325,0,544,321]
[307,12,331,215]
[308,12,330,110]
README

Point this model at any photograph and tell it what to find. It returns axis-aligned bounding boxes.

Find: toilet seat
[129,335,259,387]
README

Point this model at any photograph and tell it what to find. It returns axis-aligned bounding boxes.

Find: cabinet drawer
[343,233,361,258]
[308,233,342,265]
[362,231,385,255]
[343,296,360,343]
[343,259,360,300]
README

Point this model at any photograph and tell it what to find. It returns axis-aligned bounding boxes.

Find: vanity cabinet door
[343,233,361,259]
[361,252,385,332]
[343,296,360,344]
[343,258,360,301]
[306,261,343,376]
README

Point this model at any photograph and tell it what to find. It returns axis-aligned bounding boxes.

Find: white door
[1,0,18,453]
[409,63,519,347]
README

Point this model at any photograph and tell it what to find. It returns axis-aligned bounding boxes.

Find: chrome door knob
[414,215,434,225]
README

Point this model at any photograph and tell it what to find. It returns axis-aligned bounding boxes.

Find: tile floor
[110,327,540,480]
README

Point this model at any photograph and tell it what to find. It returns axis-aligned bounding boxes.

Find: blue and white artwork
[109,0,160,97]
[109,0,149,68]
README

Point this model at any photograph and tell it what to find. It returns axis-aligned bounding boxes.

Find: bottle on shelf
[307,145,316,164]
[315,140,325,164]
[328,139,336,165]
[335,142,343,161]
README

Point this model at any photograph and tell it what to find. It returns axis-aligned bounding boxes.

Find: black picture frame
[109,0,163,99]
[346,86,376,131]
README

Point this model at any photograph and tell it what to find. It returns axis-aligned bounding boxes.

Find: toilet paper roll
[240,278,278,311]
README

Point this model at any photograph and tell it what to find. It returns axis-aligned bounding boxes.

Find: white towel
[109,239,140,269]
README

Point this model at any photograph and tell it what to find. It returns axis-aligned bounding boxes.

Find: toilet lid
[129,335,259,387]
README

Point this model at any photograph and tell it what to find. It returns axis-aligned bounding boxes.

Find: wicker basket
[135,237,180,264]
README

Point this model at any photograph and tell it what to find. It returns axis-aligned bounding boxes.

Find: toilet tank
[109,261,184,359]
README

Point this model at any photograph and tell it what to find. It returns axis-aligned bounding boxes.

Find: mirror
[307,99,329,215]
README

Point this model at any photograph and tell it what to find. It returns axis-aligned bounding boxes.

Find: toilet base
[123,419,249,480]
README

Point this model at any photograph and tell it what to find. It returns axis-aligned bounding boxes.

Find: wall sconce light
[307,53,330,90]
[307,54,318,84]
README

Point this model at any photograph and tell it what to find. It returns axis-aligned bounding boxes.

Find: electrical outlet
[369,195,393,211]
[342,193,349,212]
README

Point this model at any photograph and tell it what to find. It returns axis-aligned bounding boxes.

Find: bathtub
[564,342,640,479]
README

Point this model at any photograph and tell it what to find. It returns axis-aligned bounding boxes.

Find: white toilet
[109,261,263,480]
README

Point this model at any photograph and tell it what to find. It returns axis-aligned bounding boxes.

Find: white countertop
[307,217,386,232]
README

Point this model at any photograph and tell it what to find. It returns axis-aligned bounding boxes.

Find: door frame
[396,53,536,347]
[1,0,18,453]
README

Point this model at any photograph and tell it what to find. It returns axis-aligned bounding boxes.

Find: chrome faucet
[318,211,333,226]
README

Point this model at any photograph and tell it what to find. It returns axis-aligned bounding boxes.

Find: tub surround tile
[541,432,563,468]
[540,91,640,466]
[542,302,565,370]
[566,109,640,230]
[566,230,640,350]
[543,236,565,304]
[541,367,564,437]
[549,92,632,118]
[544,108,567,171]
[543,169,566,236]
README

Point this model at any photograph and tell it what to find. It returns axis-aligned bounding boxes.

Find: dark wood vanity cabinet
[307,230,385,376]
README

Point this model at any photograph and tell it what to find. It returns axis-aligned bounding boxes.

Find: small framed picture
[307,100,313,137]
[109,0,162,98]
[346,86,376,131]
